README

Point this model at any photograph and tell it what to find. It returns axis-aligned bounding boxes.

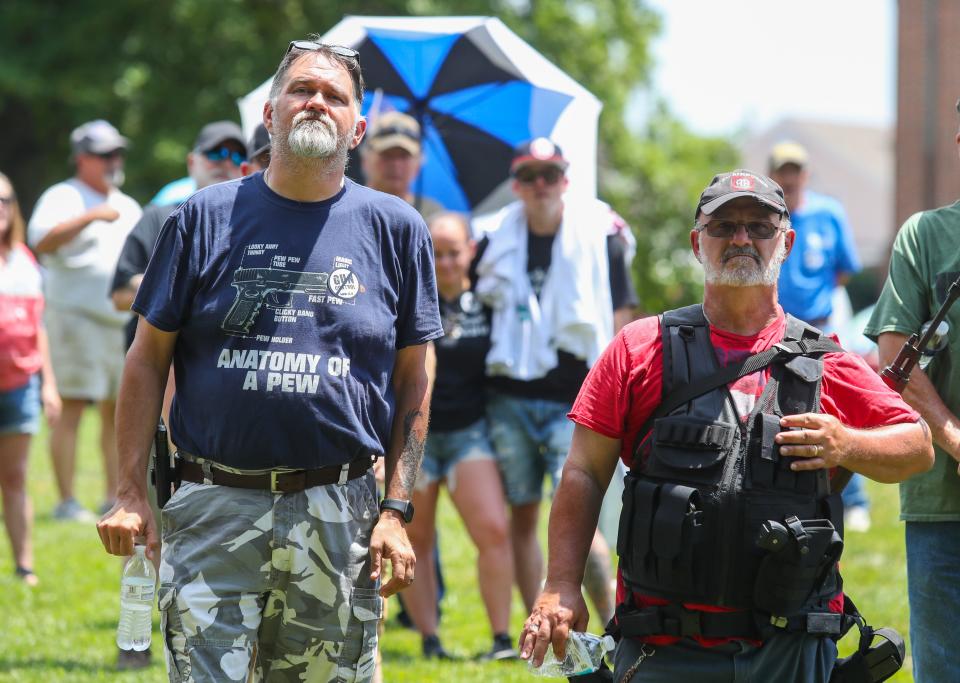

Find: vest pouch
[619,479,709,598]
[618,476,659,581]
[646,416,735,486]
[753,516,843,615]
[748,414,823,495]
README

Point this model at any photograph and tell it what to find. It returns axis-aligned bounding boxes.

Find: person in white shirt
[28,119,141,522]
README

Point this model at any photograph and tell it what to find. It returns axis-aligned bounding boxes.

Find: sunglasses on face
[285,41,360,65]
[697,220,783,240]
[204,146,246,167]
[514,166,564,185]
[95,150,124,160]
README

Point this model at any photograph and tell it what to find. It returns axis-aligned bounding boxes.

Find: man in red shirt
[518,170,933,682]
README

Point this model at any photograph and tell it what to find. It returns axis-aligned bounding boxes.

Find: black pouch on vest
[646,416,735,486]
[619,478,705,596]
[753,516,843,614]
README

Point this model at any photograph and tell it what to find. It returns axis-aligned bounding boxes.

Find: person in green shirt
[864,105,960,683]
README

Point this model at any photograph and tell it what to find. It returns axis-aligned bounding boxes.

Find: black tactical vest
[617,305,846,629]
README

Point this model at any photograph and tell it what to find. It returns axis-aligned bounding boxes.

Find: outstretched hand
[369,512,415,597]
[518,581,589,668]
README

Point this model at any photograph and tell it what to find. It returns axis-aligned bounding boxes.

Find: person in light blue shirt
[770,142,861,328]
[771,141,870,532]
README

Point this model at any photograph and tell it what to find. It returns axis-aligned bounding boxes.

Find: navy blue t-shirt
[133,173,443,469]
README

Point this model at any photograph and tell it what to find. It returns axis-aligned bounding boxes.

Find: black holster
[754,515,843,615]
[150,419,181,509]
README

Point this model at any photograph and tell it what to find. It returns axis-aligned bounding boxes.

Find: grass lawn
[0,408,914,682]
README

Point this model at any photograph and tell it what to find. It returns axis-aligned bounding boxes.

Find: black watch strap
[379,498,414,523]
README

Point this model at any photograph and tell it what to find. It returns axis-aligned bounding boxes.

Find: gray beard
[288,116,344,159]
[700,236,787,287]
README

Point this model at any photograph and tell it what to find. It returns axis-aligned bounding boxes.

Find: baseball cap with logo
[768,141,809,172]
[510,137,568,174]
[367,112,421,155]
[696,170,789,219]
[70,119,130,155]
[193,120,246,154]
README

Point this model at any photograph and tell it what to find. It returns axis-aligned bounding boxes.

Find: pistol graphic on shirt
[222,267,329,335]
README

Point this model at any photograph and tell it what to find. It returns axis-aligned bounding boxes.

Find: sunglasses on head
[285,41,360,65]
[514,165,564,185]
[697,220,783,240]
[204,146,246,167]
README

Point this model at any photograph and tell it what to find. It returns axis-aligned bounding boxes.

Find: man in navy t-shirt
[98,39,442,682]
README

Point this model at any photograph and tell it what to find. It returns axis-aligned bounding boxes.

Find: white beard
[700,235,787,287]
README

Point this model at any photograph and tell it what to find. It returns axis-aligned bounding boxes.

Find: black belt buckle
[271,470,306,493]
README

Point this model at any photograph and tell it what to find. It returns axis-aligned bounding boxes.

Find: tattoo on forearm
[397,409,425,496]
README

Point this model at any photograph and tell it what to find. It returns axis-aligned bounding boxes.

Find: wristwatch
[379,498,414,523]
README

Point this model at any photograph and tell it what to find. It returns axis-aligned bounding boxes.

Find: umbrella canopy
[239,16,602,214]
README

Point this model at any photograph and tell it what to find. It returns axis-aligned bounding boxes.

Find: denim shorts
[417,418,496,491]
[486,392,574,506]
[0,373,41,435]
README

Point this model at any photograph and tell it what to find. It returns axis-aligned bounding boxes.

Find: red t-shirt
[570,309,920,646]
[0,244,44,391]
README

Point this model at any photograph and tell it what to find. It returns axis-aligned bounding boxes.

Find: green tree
[0,0,736,309]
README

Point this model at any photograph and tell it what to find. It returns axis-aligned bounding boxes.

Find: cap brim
[249,143,270,159]
[197,135,246,153]
[510,156,569,173]
[83,136,130,154]
[368,134,420,155]
[700,192,786,216]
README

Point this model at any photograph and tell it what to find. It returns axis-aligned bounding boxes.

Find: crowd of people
[1,35,958,683]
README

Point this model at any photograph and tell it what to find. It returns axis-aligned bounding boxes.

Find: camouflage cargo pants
[157,471,382,682]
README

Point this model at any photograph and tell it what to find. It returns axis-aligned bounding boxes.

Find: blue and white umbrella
[239,16,602,214]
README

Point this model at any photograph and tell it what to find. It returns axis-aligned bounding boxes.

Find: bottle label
[122,582,156,602]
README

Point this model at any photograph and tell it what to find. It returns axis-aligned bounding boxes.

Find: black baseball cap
[193,121,246,154]
[510,137,568,174]
[696,170,789,219]
[247,124,271,159]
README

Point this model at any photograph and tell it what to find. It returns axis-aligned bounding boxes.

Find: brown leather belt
[179,455,374,493]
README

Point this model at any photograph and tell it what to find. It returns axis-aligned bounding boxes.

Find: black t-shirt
[479,232,637,404]
[432,289,492,432]
[111,203,177,349]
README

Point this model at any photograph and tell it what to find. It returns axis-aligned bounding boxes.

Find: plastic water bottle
[528,631,615,677]
[116,545,156,651]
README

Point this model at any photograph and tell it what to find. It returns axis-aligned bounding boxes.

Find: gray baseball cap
[70,119,129,155]
[193,120,246,154]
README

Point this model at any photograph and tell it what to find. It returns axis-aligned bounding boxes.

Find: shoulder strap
[651,338,842,423]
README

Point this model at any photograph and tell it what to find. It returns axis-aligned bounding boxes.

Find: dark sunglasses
[514,166,564,185]
[95,150,125,160]
[285,41,360,65]
[204,146,246,167]
[697,220,783,240]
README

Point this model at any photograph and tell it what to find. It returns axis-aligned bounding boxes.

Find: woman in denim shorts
[401,213,516,661]
[0,172,61,586]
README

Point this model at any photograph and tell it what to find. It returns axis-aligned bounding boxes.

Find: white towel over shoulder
[475,199,614,381]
